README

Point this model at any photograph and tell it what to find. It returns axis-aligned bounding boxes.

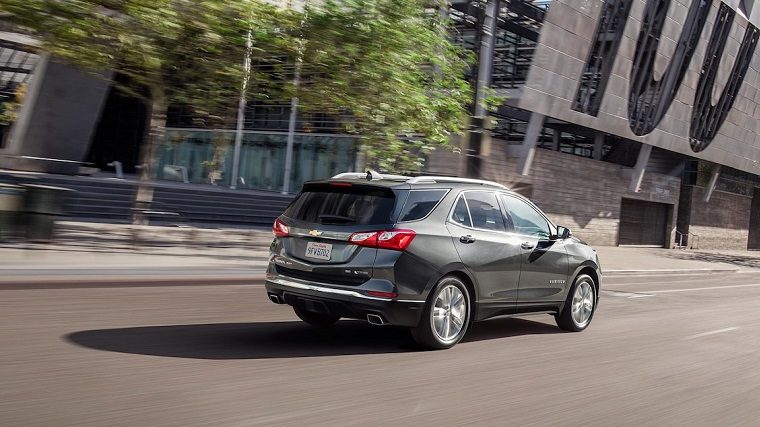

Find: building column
[629,144,652,192]
[593,133,604,160]
[551,130,560,151]
[463,0,500,178]
[703,165,721,202]
[518,112,545,176]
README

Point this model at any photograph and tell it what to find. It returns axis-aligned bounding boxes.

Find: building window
[572,0,634,116]
[628,0,710,136]
[689,3,760,153]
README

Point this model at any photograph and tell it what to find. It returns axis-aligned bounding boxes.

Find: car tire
[293,306,340,328]
[556,273,596,332]
[411,276,471,350]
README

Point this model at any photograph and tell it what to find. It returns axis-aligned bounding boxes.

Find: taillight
[348,229,416,251]
[272,218,289,238]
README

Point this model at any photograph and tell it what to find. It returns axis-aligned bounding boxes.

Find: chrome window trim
[446,189,559,241]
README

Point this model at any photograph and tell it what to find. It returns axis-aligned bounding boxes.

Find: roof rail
[406,176,509,190]
[331,171,412,181]
[330,172,509,189]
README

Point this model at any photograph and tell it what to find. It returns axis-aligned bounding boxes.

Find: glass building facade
[0,39,39,147]
[158,129,356,192]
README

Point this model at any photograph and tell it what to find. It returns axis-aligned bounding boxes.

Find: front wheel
[411,276,471,350]
[293,306,340,328]
[556,274,596,332]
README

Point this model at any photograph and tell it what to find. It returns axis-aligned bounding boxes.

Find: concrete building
[427,0,760,250]
[3,0,760,249]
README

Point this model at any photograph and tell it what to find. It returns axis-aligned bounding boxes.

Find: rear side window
[464,191,506,231]
[284,184,395,225]
[398,190,448,222]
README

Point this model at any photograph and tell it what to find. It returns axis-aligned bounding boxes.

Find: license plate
[305,241,332,260]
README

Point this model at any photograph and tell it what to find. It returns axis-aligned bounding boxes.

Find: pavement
[1,221,759,287]
[2,271,760,426]
[3,221,760,425]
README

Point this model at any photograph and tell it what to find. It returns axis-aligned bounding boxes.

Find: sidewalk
[595,246,760,276]
[2,221,760,286]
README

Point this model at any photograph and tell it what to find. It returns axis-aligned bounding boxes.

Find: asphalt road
[2,272,760,426]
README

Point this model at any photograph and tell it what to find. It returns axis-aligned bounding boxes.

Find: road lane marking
[685,327,740,340]
[601,290,654,298]
[642,283,760,294]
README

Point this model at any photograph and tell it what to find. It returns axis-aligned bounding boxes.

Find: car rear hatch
[273,182,406,285]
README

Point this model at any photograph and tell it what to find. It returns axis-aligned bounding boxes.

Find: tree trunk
[132,91,167,225]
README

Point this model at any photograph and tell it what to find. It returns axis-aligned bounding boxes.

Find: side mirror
[556,226,572,240]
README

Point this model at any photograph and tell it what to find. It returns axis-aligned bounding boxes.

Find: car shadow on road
[65,317,563,359]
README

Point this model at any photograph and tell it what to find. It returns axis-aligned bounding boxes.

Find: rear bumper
[265,276,425,327]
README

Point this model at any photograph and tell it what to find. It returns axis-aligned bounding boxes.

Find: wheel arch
[431,263,479,304]
[570,261,601,300]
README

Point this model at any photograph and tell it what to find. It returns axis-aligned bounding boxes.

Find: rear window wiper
[318,214,356,224]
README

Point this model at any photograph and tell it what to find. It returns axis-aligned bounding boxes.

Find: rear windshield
[284,184,396,225]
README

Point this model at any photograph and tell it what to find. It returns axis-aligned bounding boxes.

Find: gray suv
[265,173,601,349]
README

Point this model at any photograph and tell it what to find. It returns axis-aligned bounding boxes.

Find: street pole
[230,30,253,190]
[282,3,308,195]
[282,62,300,195]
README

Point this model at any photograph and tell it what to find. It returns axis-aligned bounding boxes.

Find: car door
[500,194,570,305]
[446,191,522,306]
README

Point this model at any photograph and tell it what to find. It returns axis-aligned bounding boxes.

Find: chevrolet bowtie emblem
[309,230,322,237]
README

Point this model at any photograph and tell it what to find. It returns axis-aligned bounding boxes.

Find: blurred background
[2,1,760,426]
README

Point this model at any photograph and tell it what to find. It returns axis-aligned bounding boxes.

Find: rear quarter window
[397,190,448,222]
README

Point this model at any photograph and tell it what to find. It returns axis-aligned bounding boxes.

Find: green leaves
[1,0,473,173]
[293,0,473,172]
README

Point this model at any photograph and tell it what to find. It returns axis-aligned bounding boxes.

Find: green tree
[0,0,474,182]
[294,0,473,172]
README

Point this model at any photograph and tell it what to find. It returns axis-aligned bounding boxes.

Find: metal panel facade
[519,0,760,176]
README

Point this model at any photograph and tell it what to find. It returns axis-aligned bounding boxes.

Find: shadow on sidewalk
[661,251,760,269]
[65,317,562,359]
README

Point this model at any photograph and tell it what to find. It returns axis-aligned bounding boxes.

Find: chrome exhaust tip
[366,314,385,326]
[268,294,282,304]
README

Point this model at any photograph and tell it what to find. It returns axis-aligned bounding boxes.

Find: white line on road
[685,327,740,340]
[643,283,760,294]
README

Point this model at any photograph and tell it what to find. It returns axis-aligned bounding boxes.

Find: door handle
[521,242,535,250]
[460,235,476,244]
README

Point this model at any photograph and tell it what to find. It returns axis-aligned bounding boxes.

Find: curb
[604,268,740,277]
[0,275,267,290]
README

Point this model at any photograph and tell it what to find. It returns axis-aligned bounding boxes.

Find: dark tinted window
[451,196,471,227]
[398,190,448,222]
[465,191,505,231]
[284,184,395,225]
[501,195,551,238]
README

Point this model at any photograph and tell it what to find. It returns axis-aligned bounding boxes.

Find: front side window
[464,191,506,231]
[501,195,552,239]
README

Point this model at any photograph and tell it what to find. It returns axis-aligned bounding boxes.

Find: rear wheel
[293,306,340,328]
[411,276,471,350]
[556,274,596,332]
